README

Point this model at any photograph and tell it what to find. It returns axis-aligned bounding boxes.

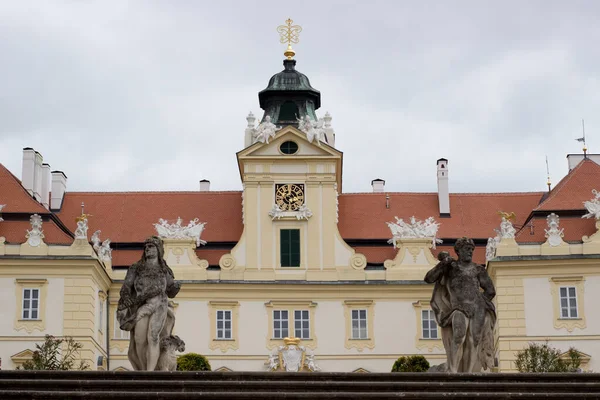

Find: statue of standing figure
[424,237,496,372]
[117,236,184,371]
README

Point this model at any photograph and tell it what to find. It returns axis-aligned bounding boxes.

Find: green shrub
[515,342,581,372]
[177,353,211,371]
[391,355,430,372]
[19,334,89,371]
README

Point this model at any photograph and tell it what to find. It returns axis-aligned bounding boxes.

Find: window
[208,301,239,352]
[421,309,438,339]
[294,310,310,339]
[280,229,300,267]
[351,309,368,339]
[559,286,578,319]
[113,312,130,340]
[216,310,232,339]
[550,277,586,332]
[273,310,289,339]
[280,141,299,155]
[22,288,40,320]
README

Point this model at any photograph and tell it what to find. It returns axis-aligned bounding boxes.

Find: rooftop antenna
[545,155,551,192]
[575,119,587,157]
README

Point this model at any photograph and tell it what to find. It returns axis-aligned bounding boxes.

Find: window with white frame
[216,310,232,340]
[22,288,40,320]
[273,310,289,339]
[559,286,578,318]
[421,309,438,339]
[351,309,368,339]
[113,312,130,340]
[294,310,310,339]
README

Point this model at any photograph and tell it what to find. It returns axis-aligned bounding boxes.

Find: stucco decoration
[74,214,90,240]
[297,115,326,145]
[349,253,367,270]
[252,115,278,144]
[485,236,500,262]
[387,216,442,249]
[295,204,313,220]
[91,230,112,262]
[497,212,516,239]
[269,204,312,220]
[334,183,339,224]
[268,204,284,220]
[267,337,320,372]
[544,213,565,247]
[26,214,44,247]
[117,236,183,371]
[219,254,236,271]
[424,238,496,372]
[583,189,600,220]
[0,204,5,222]
[154,217,207,247]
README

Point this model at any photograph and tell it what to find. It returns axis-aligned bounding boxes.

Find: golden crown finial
[277,18,302,60]
[283,336,301,346]
[497,211,516,221]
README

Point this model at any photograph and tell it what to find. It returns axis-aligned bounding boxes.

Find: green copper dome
[258,59,321,126]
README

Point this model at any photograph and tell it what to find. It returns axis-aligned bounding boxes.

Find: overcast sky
[0,1,598,194]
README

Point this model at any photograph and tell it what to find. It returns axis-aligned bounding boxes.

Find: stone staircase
[2,370,600,399]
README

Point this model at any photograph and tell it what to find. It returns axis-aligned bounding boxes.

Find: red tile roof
[535,159,600,211]
[56,191,243,243]
[0,164,47,213]
[338,192,544,239]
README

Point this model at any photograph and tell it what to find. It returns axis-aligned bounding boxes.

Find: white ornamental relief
[252,115,278,144]
[295,204,313,220]
[386,216,442,249]
[496,212,516,239]
[485,236,500,262]
[74,214,91,240]
[0,204,5,222]
[154,217,207,247]
[91,230,112,262]
[583,189,600,220]
[266,337,320,372]
[544,213,564,247]
[297,115,326,145]
[268,204,313,220]
[268,204,284,220]
[334,183,339,224]
[26,214,44,247]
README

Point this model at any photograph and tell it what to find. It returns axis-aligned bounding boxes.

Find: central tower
[258,19,321,127]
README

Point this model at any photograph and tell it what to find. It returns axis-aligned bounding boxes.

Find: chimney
[32,151,43,201]
[21,148,36,197]
[50,171,67,211]
[199,179,211,192]
[371,178,385,193]
[41,163,51,209]
[437,158,450,216]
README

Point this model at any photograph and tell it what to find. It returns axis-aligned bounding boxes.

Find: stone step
[1,391,600,399]
[2,379,600,393]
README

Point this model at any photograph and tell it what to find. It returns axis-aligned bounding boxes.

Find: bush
[177,353,211,371]
[515,342,581,372]
[19,334,89,370]
[391,355,430,372]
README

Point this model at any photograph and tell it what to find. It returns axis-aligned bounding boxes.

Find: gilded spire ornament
[277,18,302,59]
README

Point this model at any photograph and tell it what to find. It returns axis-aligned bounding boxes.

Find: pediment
[214,366,233,372]
[11,349,35,361]
[238,126,341,159]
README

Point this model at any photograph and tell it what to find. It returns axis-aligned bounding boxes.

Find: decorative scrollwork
[219,254,236,271]
[349,253,367,270]
[277,18,302,45]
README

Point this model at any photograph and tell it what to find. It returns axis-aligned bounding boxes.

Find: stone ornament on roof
[251,115,278,144]
[545,213,565,247]
[496,211,516,239]
[26,214,44,247]
[298,115,326,145]
[583,189,600,220]
[154,217,207,247]
[74,214,91,240]
[387,216,442,249]
[91,230,112,262]
[267,337,320,372]
[0,204,5,222]
[485,236,500,262]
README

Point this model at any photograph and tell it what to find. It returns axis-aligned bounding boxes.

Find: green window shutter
[280,229,300,267]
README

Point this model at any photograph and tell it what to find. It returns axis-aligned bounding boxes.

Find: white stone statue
[156,335,185,371]
[497,212,516,239]
[387,216,442,249]
[154,217,207,247]
[583,189,600,220]
[266,337,320,372]
[295,204,313,220]
[74,214,91,240]
[268,204,284,220]
[544,213,564,247]
[485,236,500,262]
[26,214,44,247]
[91,230,101,251]
[252,116,278,144]
[0,204,5,222]
[298,115,326,145]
